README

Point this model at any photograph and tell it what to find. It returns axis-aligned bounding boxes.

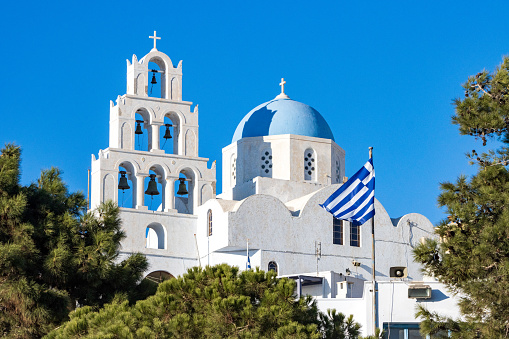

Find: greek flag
[320,159,375,225]
[246,255,251,270]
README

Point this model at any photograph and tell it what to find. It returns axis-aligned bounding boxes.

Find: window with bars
[304,149,316,181]
[261,149,273,176]
[333,218,343,245]
[350,222,360,247]
[207,209,212,236]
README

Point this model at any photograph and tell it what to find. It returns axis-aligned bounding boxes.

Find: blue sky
[1,1,508,224]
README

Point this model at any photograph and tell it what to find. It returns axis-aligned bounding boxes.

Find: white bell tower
[89,32,216,275]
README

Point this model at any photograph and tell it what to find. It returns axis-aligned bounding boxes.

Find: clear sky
[1,1,508,225]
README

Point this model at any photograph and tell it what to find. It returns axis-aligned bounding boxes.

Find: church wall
[254,177,323,203]
[118,209,197,256]
[219,184,435,281]
[200,249,262,270]
[221,135,345,202]
[118,209,198,277]
[196,199,232,255]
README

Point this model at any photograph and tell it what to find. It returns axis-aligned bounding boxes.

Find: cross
[279,78,286,94]
[149,31,161,50]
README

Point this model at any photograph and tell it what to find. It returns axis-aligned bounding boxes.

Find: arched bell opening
[145,223,166,249]
[145,270,174,284]
[144,168,163,211]
[162,112,181,155]
[147,57,167,99]
[160,116,175,154]
[134,110,151,152]
[117,162,136,208]
[174,169,195,215]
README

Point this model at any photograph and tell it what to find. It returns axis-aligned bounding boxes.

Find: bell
[135,120,143,135]
[118,171,130,190]
[163,124,173,140]
[177,178,188,195]
[145,174,160,196]
[151,71,157,84]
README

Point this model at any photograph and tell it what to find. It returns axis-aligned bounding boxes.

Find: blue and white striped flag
[320,159,375,225]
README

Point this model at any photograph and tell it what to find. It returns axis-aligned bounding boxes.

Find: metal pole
[369,146,377,335]
[87,169,90,210]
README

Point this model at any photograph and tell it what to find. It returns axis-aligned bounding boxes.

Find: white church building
[89,34,460,337]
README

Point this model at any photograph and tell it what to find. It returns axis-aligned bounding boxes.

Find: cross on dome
[279,78,286,94]
[149,31,161,50]
[275,77,290,99]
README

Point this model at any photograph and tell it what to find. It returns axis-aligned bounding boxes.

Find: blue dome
[232,98,335,143]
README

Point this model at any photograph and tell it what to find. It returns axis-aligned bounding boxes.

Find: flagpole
[247,239,249,269]
[369,146,377,335]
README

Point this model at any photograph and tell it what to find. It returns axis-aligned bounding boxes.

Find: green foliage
[361,327,384,339]
[47,264,363,339]
[318,309,361,339]
[413,57,509,338]
[0,144,150,338]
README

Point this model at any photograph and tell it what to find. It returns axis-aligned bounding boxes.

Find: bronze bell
[145,174,160,196]
[163,123,173,140]
[151,71,157,84]
[177,178,188,195]
[118,171,130,190]
[135,120,143,135]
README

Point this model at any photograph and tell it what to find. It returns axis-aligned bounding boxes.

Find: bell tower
[89,32,216,275]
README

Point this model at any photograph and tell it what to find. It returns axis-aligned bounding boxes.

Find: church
[89,33,460,337]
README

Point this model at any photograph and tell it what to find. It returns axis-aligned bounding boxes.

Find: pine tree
[0,144,150,338]
[47,264,364,339]
[413,57,509,338]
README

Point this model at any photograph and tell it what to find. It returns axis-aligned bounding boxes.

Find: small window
[335,159,341,184]
[350,222,360,247]
[207,209,212,236]
[304,149,316,181]
[333,218,343,245]
[261,149,273,177]
[268,261,278,274]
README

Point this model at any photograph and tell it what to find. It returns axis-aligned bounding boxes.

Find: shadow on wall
[417,289,450,303]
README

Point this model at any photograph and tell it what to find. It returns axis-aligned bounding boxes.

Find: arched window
[145,223,166,249]
[333,218,343,245]
[268,261,278,274]
[304,149,316,181]
[207,209,213,236]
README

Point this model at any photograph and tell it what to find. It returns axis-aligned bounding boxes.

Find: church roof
[232,98,335,143]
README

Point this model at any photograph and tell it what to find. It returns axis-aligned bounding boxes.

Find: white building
[90,35,460,337]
